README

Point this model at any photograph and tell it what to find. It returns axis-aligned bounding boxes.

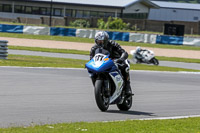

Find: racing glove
[115,58,124,63]
[115,52,128,64]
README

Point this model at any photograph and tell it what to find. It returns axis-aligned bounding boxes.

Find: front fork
[89,72,96,86]
[90,73,111,97]
[103,80,110,97]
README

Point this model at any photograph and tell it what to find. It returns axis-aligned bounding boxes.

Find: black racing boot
[125,80,134,97]
[124,71,134,97]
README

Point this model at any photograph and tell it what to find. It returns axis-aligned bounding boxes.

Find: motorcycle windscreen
[85,55,116,73]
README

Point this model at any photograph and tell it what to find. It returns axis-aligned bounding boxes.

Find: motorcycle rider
[135,46,147,60]
[90,31,133,97]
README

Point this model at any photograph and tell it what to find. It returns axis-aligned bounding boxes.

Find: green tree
[69,19,90,28]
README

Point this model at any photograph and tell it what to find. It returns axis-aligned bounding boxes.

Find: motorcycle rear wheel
[95,80,109,111]
[117,91,132,111]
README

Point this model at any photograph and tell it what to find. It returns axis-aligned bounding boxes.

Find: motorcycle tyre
[152,58,159,65]
[95,80,109,112]
[135,58,142,64]
[117,90,132,111]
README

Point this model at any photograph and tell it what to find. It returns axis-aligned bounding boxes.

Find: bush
[131,24,140,31]
[69,19,90,28]
[97,17,130,30]
[97,19,105,29]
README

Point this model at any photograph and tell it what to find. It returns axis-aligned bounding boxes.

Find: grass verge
[157,56,200,63]
[130,63,200,72]
[1,54,200,72]
[1,117,200,132]
[9,46,90,55]
[9,46,200,64]
[2,32,200,51]
[0,54,87,68]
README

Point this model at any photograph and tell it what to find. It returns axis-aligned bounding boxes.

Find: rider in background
[90,31,133,96]
[135,46,147,60]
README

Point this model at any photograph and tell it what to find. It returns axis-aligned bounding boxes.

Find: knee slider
[125,66,129,73]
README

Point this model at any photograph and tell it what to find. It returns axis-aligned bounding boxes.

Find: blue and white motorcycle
[85,48,132,111]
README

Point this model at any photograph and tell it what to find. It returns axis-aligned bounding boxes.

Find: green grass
[0,54,88,68]
[131,63,200,72]
[0,32,94,43]
[118,41,200,51]
[9,46,90,55]
[2,32,200,51]
[157,56,200,63]
[129,55,200,64]
[1,54,200,72]
[0,21,49,27]
[1,117,200,132]
[9,46,200,64]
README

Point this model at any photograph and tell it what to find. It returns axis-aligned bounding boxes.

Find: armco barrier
[144,34,157,44]
[76,29,130,41]
[1,24,200,46]
[76,29,98,39]
[0,24,23,33]
[0,40,8,59]
[183,37,200,46]
[23,26,50,35]
[129,33,157,44]
[107,31,129,41]
[129,33,143,43]
[50,27,76,36]
[156,35,183,45]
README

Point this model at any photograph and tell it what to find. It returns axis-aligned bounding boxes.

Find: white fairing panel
[109,71,124,103]
[92,53,106,68]
[141,50,154,61]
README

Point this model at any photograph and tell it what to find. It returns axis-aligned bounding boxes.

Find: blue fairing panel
[85,58,117,73]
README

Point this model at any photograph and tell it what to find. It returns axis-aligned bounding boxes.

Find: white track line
[102,115,200,123]
[138,115,200,120]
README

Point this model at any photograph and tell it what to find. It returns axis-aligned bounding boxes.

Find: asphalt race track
[0,67,200,127]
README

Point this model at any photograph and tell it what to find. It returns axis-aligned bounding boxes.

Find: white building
[0,0,158,19]
[149,1,200,22]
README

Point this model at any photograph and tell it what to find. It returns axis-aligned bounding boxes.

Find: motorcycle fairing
[85,54,117,73]
[109,71,124,104]
[139,50,154,62]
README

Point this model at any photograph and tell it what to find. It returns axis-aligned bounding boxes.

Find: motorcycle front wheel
[95,80,109,111]
[152,58,159,65]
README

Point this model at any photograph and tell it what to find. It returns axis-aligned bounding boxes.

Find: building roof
[152,1,200,10]
[11,0,159,8]
[36,0,138,7]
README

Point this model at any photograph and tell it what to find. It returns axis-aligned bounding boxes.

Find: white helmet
[136,46,141,53]
[95,31,109,47]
